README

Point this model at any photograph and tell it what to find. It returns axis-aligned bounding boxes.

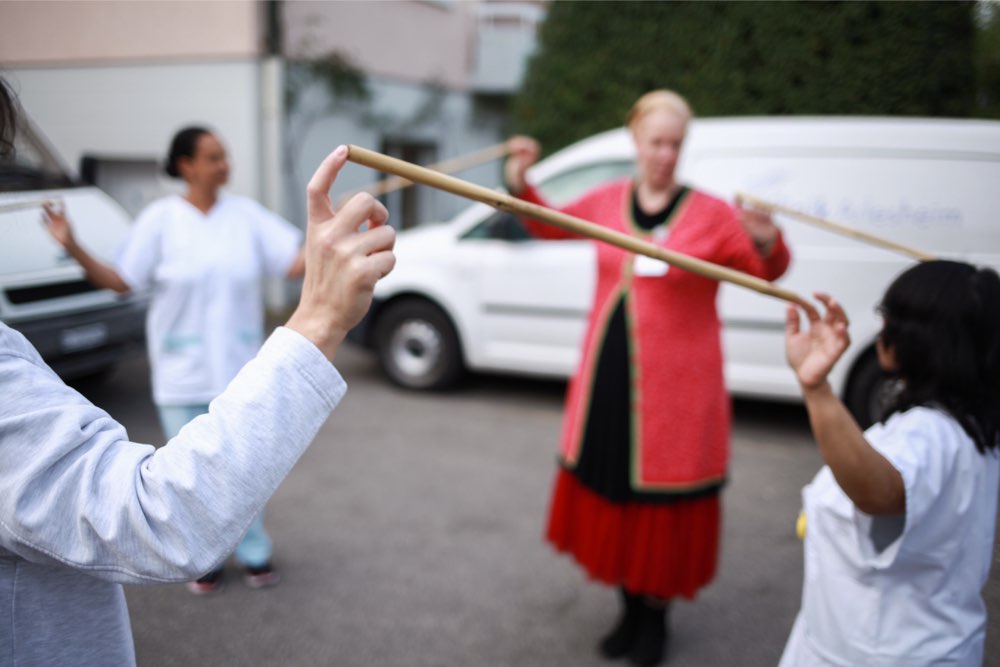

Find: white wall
[283,0,474,88]
[472,2,544,92]
[7,62,265,204]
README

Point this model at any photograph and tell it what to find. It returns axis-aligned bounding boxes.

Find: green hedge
[977,4,1000,118]
[513,1,977,154]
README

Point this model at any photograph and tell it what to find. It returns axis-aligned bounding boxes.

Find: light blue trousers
[156,403,273,569]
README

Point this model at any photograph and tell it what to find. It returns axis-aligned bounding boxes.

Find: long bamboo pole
[736,192,935,262]
[356,141,511,199]
[0,199,52,215]
[346,145,811,308]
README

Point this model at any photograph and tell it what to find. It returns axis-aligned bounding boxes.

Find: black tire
[844,350,898,429]
[373,299,464,390]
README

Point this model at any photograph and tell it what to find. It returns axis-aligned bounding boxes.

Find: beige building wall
[0,0,271,204]
[280,0,544,226]
[283,0,474,88]
[0,0,261,65]
[10,63,265,203]
[2,0,542,226]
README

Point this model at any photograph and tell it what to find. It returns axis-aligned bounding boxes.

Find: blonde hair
[625,90,693,130]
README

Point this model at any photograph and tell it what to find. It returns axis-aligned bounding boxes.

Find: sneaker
[243,562,280,589]
[185,568,224,595]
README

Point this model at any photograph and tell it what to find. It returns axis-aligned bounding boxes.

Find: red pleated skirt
[545,467,720,600]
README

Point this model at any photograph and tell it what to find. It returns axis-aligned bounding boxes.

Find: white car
[1,111,147,381]
[351,117,1000,427]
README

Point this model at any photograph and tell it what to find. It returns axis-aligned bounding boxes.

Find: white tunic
[115,193,301,405]
[779,407,1000,666]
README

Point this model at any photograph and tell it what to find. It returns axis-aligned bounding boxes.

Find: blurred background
[2,0,997,237]
[1,2,998,664]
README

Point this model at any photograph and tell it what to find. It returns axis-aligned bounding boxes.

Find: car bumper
[7,299,147,380]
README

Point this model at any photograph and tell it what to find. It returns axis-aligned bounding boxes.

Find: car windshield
[535,160,634,207]
[0,118,74,192]
[462,158,634,242]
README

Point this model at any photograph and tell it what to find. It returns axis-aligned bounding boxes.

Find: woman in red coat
[505,90,791,666]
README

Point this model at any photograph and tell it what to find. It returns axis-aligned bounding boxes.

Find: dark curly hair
[878,260,1000,453]
[164,126,211,178]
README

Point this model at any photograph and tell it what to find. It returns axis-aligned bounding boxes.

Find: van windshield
[0,119,74,192]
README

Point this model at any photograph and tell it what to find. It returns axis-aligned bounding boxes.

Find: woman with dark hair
[782,261,1000,666]
[43,126,306,594]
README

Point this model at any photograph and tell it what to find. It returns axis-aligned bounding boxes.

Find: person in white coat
[43,125,307,593]
[782,260,1000,666]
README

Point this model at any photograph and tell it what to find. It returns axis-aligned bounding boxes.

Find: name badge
[634,254,669,277]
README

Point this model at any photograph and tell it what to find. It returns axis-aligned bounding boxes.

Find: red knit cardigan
[518,178,791,492]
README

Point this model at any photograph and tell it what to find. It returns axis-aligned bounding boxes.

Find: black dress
[570,186,715,504]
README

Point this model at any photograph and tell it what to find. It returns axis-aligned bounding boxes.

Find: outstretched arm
[730,200,791,281]
[0,146,396,582]
[786,293,904,515]
[503,135,540,196]
[42,202,131,293]
[502,135,589,242]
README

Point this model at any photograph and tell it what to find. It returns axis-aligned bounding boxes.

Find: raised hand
[736,200,779,253]
[286,145,396,361]
[785,293,851,390]
[503,135,540,195]
[41,200,75,249]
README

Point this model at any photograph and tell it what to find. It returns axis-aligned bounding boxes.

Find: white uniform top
[779,407,1000,667]
[115,193,302,405]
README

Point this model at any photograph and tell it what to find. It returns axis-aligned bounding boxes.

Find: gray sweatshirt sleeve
[0,325,346,583]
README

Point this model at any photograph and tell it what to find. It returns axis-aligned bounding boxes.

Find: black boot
[628,598,670,667]
[598,588,642,658]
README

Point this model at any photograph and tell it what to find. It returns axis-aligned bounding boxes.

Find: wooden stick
[357,142,511,199]
[736,192,935,262]
[0,198,53,215]
[346,145,812,308]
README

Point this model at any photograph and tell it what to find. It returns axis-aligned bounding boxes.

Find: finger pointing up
[307,145,349,224]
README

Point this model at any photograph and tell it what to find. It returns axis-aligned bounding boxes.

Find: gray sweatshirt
[0,323,346,666]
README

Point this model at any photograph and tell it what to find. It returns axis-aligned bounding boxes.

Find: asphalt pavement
[71,342,1000,667]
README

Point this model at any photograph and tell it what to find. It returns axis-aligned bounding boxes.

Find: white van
[353,117,1000,426]
[1,113,146,380]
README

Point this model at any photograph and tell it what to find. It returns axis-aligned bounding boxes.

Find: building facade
[1,0,544,229]
[281,0,544,228]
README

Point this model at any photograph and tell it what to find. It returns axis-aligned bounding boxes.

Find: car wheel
[373,299,464,390]
[844,350,899,429]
